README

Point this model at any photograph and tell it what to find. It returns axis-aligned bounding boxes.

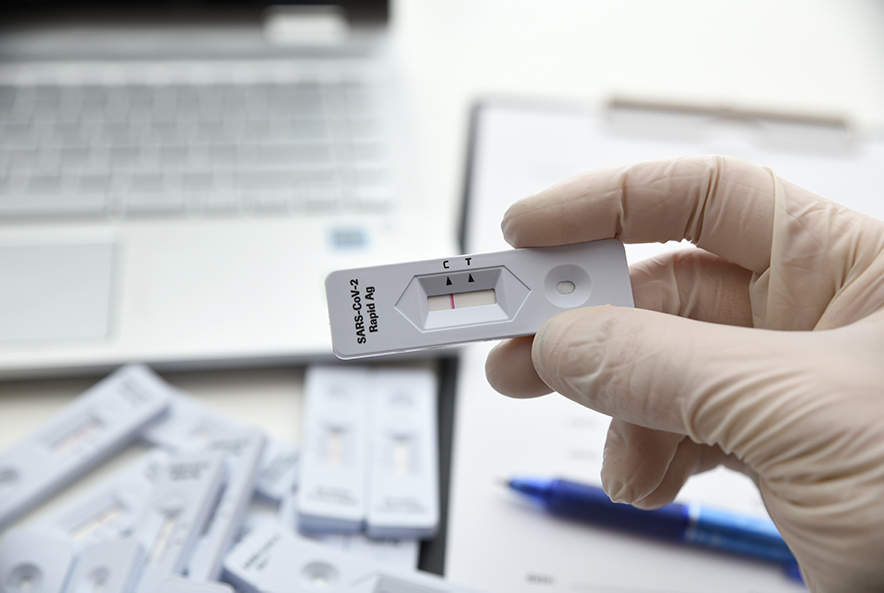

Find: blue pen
[506,477,798,567]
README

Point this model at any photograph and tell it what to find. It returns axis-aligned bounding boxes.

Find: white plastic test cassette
[279,493,420,571]
[32,449,168,549]
[131,451,226,593]
[0,364,172,530]
[160,577,234,593]
[254,437,300,504]
[141,389,242,453]
[63,538,145,593]
[365,367,438,539]
[296,366,370,534]
[223,523,480,593]
[187,429,266,582]
[0,530,76,593]
[141,390,291,504]
[325,239,634,358]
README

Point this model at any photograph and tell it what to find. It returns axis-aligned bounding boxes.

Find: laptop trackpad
[0,242,116,344]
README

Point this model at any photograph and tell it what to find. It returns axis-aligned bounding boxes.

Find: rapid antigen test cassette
[187,429,266,581]
[0,364,172,530]
[254,437,300,503]
[160,577,234,593]
[365,367,438,539]
[142,389,297,504]
[63,538,145,593]
[0,530,76,593]
[325,239,634,358]
[297,367,370,534]
[132,451,225,593]
[223,523,480,593]
[141,389,242,452]
[32,449,168,549]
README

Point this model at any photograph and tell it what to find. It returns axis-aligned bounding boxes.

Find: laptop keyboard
[0,80,391,218]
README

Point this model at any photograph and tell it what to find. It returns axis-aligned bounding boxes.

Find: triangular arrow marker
[468,274,474,283]
[446,277,452,286]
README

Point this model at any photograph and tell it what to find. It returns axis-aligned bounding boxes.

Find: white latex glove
[485,155,884,593]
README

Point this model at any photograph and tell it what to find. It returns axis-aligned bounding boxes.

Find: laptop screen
[2,1,389,25]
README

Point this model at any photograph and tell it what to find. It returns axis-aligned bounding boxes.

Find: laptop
[0,1,458,378]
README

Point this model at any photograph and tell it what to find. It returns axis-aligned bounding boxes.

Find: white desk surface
[2,0,884,539]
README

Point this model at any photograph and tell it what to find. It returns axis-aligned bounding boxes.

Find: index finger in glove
[501,155,775,274]
[530,305,809,448]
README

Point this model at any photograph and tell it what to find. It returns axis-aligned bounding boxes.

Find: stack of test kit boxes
[0,364,467,593]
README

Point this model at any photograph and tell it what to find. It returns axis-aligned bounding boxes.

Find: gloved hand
[485,155,884,593]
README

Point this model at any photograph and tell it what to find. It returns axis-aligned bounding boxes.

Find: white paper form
[449,343,804,593]
[446,101,884,592]
[462,101,884,258]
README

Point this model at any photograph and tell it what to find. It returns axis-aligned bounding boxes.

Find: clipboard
[443,98,884,592]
